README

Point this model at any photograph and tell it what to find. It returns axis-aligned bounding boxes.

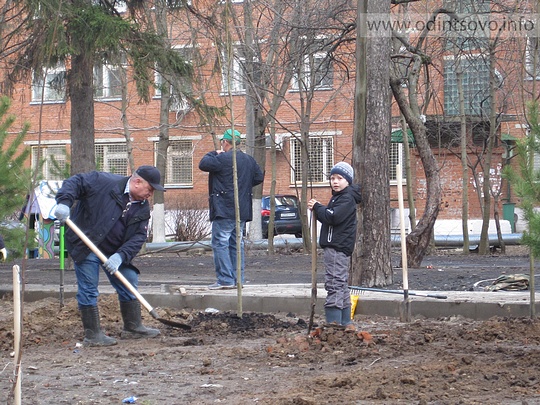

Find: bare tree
[351,0,393,286]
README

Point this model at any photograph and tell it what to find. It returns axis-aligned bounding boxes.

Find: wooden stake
[308,211,318,333]
[397,164,411,322]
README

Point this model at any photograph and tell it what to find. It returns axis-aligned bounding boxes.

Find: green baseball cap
[221,129,242,142]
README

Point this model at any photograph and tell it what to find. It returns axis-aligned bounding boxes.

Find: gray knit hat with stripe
[330,161,354,185]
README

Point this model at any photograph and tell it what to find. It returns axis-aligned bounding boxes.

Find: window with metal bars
[95,144,128,175]
[389,143,405,183]
[443,55,491,117]
[31,146,67,180]
[160,140,193,186]
[290,136,334,184]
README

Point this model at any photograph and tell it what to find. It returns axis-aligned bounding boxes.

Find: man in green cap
[199,129,264,289]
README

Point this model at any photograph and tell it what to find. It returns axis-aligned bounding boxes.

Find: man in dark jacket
[54,166,164,347]
[199,129,264,289]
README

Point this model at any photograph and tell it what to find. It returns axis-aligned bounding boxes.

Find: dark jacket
[55,171,151,264]
[199,149,264,221]
[312,183,362,256]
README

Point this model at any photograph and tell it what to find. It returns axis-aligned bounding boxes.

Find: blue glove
[103,253,122,275]
[54,204,70,223]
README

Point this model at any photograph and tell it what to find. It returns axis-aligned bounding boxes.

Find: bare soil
[2,246,540,404]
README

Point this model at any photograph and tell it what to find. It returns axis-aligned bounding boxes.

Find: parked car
[261,195,303,239]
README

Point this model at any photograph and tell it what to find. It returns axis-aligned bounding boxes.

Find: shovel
[65,218,191,330]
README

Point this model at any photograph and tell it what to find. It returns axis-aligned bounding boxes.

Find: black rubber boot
[119,300,160,339]
[80,306,117,347]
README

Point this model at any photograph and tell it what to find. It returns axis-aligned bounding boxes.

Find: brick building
[1,0,536,239]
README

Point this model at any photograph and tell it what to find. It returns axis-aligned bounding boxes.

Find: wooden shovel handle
[65,218,156,315]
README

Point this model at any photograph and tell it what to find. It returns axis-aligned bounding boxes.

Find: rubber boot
[324,306,342,325]
[120,300,160,339]
[80,306,117,347]
[341,307,356,332]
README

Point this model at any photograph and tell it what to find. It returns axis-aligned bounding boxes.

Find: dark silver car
[261,195,302,239]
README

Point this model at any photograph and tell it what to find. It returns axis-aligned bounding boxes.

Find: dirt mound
[2,291,540,403]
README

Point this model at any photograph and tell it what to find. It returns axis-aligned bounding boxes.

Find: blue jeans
[211,218,245,286]
[74,252,139,308]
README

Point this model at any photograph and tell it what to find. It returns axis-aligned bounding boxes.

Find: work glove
[103,253,122,275]
[0,248,6,262]
[54,204,70,224]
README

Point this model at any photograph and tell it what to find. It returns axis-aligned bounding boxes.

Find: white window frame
[526,36,540,80]
[31,145,67,181]
[290,134,334,185]
[95,143,128,175]
[292,51,333,91]
[154,47,193,111]
[31,64,66,103]
[221,47,246,94]
[94,60,124,100]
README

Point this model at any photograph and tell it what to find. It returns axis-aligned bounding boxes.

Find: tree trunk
[69,53,96,175]
[243,0,266,242]
[351,0,392,287]
[390,60,441,268]
[456,64,470,253]
[478,46,497,255]
[152,0,171,243]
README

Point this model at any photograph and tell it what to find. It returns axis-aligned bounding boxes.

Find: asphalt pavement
[1,250,539,321]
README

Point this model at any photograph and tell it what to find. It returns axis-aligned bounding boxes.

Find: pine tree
[0,96,32,258]
[504,101,540,257]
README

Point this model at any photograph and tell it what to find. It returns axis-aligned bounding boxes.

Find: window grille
[444,55,490,116]
[95,144,128,175]
[31,145,67,180]
[160,140,193,186]
[389,143,404,182]
[290,136,334,184]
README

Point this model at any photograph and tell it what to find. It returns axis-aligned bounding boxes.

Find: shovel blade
[157,317,192,330]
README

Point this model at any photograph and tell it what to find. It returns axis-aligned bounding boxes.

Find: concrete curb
[2,284,538,320]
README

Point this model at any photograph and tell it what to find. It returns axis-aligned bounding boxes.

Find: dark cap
[135,165,165,191]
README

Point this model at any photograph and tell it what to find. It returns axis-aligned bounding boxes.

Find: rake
[349,286,447,300]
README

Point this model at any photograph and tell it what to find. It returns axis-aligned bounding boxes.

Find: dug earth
[1,246,540,404]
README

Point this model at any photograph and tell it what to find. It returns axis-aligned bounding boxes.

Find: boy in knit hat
[308,161,362,331]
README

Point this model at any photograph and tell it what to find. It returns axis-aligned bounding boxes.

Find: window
[444,55,490,116]
[94,59,124,99]
[526,37,540,80]
[32,145,67,180]
[443,0,490,51]
[32,64,66,102]
[292,52,334,91]
[221,47,246,94]
[161,140,193,186]
[389,143,405,182]
[290,136,334,184]
[155,47,193,111]
[95,144,128,175]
